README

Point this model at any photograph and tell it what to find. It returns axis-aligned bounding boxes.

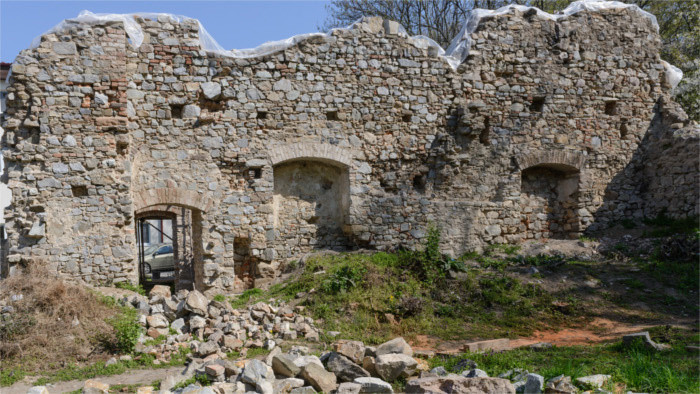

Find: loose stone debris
[122,285,322,363]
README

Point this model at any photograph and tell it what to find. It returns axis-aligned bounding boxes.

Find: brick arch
[517,150,586,172]
[269,142,353,168]
[133,188,214,213]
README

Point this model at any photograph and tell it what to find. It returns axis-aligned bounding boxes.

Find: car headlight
[144,263,151,274]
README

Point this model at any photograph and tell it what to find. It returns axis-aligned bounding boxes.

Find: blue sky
[0,1,331,62]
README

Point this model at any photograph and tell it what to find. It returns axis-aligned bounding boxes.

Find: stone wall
[1,5,697,293]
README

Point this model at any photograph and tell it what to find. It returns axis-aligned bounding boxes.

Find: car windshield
[144,244,162,255]
[159,245,173,254]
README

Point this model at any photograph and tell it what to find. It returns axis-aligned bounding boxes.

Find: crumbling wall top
[21,0,680,81]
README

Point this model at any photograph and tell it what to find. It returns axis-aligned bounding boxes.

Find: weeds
[642,210,698,237]
[0,262,123,372]
[230,288,264,309]
[114,281,146,296]
[0,313,36,341]
[246,347,271,358]
[25,347,191,387]
[398,226,465,284]
[212,294,226,302]
[321,264,366,294]
[0,369,26,387]
[172,374,212,390]
[103,307,142,354]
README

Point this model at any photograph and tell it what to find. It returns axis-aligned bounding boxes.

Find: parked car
[143,243,174,280]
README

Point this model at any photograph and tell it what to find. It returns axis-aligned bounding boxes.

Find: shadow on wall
[272,159,352,258]
[520,165,580,240]
[589,98,699,231]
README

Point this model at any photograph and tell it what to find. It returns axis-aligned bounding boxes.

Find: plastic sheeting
[446,0,658,68]
[661,61,684,90]
[26,1,678,83]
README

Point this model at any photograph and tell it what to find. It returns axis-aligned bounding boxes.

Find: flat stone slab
[461,338,510,353]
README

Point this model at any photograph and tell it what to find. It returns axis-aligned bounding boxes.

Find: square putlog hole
[72,185,88,197]
[605,101,617,115]
[530,97,545,112]
[326,110,339,121]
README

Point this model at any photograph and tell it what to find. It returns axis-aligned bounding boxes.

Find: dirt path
[509,317,664,347]
[2,366,183,394]
[411,317,695,354]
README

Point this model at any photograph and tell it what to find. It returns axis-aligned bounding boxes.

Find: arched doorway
[272,159,351,257]
[135,204,203,290]
[520,164,581,240]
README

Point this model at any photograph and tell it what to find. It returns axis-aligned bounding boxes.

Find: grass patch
[172,374,212,390]
[212,294,226,302]
[28,347,191,387]
[429,327,698,393]
[246,347,271,359]
[637,257,699,293]
[231,248,576,343]
[642,211,699,238]
[114,281,147,297]
[231,288,264,309]
[101,306,142,354]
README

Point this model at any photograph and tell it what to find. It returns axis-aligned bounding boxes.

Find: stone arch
[269,142,354,168]
[517,150,586,173]
[133,187,214,214]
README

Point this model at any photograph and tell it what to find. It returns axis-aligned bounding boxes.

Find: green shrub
[321,264,366,294]
[398,226,458,284]
[106,307,141,354]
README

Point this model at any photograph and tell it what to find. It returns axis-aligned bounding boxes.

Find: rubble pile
[166,336,515,393]
[120,286,321,362]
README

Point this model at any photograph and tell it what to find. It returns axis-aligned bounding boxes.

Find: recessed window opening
[71,185,88,197]
[30,130,41,144]
[412,175,426,192]
[479,117,491,145]
[326,110,339,121]
[620,121,628,138]
[530,97,545,112]
[170,104,183,119]
[117,139,128,155]
[252,168,262,179]
[605,101,617,115]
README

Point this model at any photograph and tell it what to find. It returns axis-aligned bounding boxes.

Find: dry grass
[0,261,120,372]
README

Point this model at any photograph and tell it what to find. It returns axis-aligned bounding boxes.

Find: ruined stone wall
[639,98,699,219]
[2,6,697,293]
